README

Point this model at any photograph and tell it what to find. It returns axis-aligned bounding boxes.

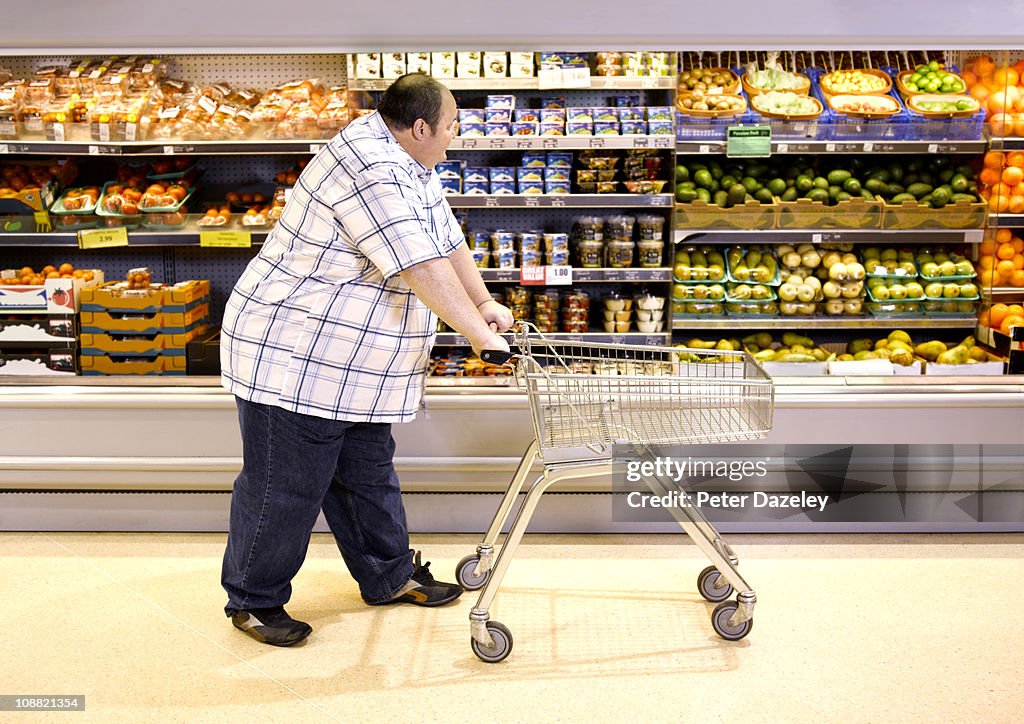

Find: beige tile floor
[1,532,1022,723]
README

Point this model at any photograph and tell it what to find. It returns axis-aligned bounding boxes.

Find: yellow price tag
[200,230,252,248]
[78,226,129,249]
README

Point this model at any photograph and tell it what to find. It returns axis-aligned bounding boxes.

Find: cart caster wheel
[697,565,734,603]
[711,601,753,641]
[471,621,513,663]
[456,554,490,590]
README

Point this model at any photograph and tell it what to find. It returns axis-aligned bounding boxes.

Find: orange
[1013,270,1024,287]
[1015,114,1024,138]
[972,85,991,107]
[995,228,1013,243]
[983,150,1005,169]
[989,303,1011,327]
[1013,237,1024,253]
[979,269,998,287]
[1010,304,1024,317]
[997,243,1017,260]
[979,167,1002,187]
[979,255,995,271]
[1014,256,1024,270]
[978,309,990,327]
[1007,151,1024,168]
[974,55,997,77]
[991,112,1014,136]
[997,259,1015,279]
[980,238,997,256]
[18,266,33,277]
[994,66,1021,91]
[1010,195,1024,214]
[1002,166,1024,186]
[989,194,1010,213]
[1014,183,1024,196]
[1001,314,1024,335]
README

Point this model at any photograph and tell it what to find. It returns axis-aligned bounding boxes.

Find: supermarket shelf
[674,228,986,244]
[0,139,329,156]
[672,316,978,330]
[446,194,673,208]
[677,139,987,155]
[982,287,1024,298]
[449,135,674,151]
[989,214,1024,228]
[0,230,270,247]
[985,137,1024,152]
[435,331,670,346]
[348,76,677,92]
[479,267,670,282]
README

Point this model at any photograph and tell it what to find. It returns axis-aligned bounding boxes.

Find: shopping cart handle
[481,349,514,365]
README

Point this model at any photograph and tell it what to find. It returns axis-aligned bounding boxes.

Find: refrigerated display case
[0,40,1022,532]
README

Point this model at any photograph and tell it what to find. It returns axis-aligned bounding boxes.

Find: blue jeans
[222,397,415,613]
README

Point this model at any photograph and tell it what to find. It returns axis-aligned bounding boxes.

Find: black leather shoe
[230,606,312,646]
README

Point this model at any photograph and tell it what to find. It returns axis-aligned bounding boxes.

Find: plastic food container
[603,292,633,312]
[578,240,604,268]
[606,241,635,268]
[636,214,665,241]
[673,301,724,316]
[637,240,664,268]
[726,300,780,316]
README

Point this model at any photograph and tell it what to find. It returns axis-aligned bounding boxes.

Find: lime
[928,60,941,71]
[906,82,919,92]
[951,81,964,92]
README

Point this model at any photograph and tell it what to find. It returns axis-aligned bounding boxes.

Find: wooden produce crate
[675,199,777,230]
[776,195,882,230]
[81,353,188,376]
[80,303,209,335]
[880,198,987,230]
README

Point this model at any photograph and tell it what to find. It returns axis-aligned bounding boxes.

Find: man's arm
[448,243,515,333]
[400,257,509,356]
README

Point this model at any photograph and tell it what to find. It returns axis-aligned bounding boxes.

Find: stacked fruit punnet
[978,150,1024,215]
[962,55,1024,137]
[978,228,1024,290]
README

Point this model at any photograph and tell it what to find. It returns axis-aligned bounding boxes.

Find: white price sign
[520,266,572,285]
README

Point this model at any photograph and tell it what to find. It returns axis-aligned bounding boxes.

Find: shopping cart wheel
[471,621,513,663]
[711,601,753,641]
[456,554,490,591]
[697,565,734,603]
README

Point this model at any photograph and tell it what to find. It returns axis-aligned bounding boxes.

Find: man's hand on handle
[477,299,515,334]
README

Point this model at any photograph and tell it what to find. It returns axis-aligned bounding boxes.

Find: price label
[78,226,129,249]
[0,144,7,154]
[699,144,711,154]
[653,137,672,148]
[489,138,506,149]
[825,143,836,152]
[524,196,539,207]
[726,125,771,158]
[516,139,534,149]
[549,197,565,207]
[547,265,572,285]
[309,143,324,154]
[33,210,50,228]
[650,195,671,206]
[862,142,874,152]
[462,138,478,149]
[927,144,939,153]
[542,138,559,149]
[537,68,563,90]
[775,143,788,153]
[519,266,546,285]
[484,196,499,207]
[811,233,823,243]
[642,77,660,89]
[589,137,606,148]
[562,67,592,88]
[200,230,252,248]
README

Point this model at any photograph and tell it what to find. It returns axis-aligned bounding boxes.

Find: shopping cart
[457,322,775,662]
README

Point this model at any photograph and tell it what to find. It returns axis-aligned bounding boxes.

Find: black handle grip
[481,349,514,365]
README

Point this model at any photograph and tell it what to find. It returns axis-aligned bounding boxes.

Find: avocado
[835,191,852,202]
[694,169,714,189]
[745,163,769,179]
[676,186,698,203]
[727,184,748,206]
[806,188,830,203]
[890,192,916,204]
[675,165,690,183]
[827,169,852,186]
[781,187,799,202]
[828,185,843,200]
[843,177,862,194]
[864,178,890,195]
[713,189,729,207]
[767,178,787,196]
[795,175,814,193]
[708,161,724,180]
[951,174,969,193]
[813,176,830,189]
[720,175,738,191]
[695,187,712,203]
[754,187,774,204]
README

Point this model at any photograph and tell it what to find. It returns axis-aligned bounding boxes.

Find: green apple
[846,262,865,280]
[778,284,798,302]
[872,284,891,300]
[867,276,885,290]
[863,246,881,260]
[959,282,978,298]
[898,249,915,262]
[943,283,960,299]
[782,251,802,268]
[844,299,862,315]
[939,261,957,277]
[955,261,974,276]
[825,299,845,315]
[823,281,842,299]
[797,285,816,302]
[906,282,924,299]
[889,284,908,300]
[921,262,940,278]
[881,248,898,262]
[841,282,862,299]
[841,253,858,266]
[925,281,944,298]
[802,250,822,268]
[829,262,848,281]
[900,261,917,275]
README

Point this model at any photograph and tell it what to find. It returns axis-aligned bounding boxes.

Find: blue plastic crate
[881,65,986,142]
[739,68,831,140]
[810,76,910,141]
[675,108,755,141]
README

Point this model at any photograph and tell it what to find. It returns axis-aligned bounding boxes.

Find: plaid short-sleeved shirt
[220,112,464,422]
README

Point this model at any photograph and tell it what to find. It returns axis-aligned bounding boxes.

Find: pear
[848,338,873,354]
[936,347,967,365]
[960,335,976,349]
[890,348,914,366]
[968,346,988,362]
[914,340,947,362]
[888,330,912,346]
[853,350,878,360]
[874,339,890,350]
[783,332,814,348]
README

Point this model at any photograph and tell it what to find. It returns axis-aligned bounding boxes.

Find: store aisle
[2,532,1021,723]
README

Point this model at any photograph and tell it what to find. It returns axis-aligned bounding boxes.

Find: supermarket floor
[3,532,1022,723]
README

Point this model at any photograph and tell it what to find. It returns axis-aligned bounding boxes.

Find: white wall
[3,0,1022,53]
